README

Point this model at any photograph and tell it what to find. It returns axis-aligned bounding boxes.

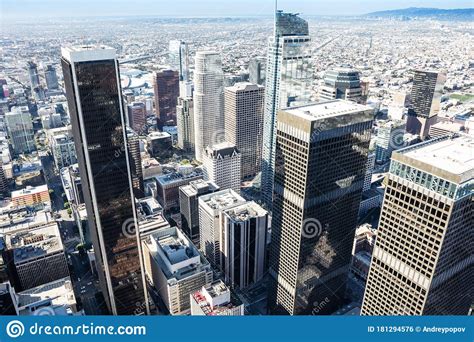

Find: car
[87,282,92,286]
[80,290,87,294]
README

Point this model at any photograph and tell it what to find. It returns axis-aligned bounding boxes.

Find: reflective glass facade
[62,50,147,315]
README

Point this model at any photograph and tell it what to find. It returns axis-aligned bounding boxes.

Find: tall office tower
[361,135,473,316]
[153,69,179,126]
[44,64,59,90]
[222,201,268,289]
[179,179,220,246]
[203,142,241,193]
[363,152,375,192]
[193,51,225,162]
[61,46,148,315]
[224,83,265,180]
[198,189,246,269]
[260,11,313,211]
[5,106,35,155]
[267,100,373,315]
[176,94,195,154]
[406,70,446,139]
[27,61,40,89]
[249,57,266,86]
[319,67,366,104]
[169,40,189,82]
[127,128,144,199]
[375,120,406,164]
[126,102,147,134]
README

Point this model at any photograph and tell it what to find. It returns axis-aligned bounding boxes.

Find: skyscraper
[176,89,195,154]
[406,70,446,139]
[224,82,265,180]
[61,46,148,315]
[179,179,220,246]
[193,51,225,162]
[44,64,59,90]
[374,120,406,164]
[260,11,313,211]
[153,69,179,126]
[361,135,473,316]
[249,57,266,86]
[198,189,246,269]
[268,100,373,315]
[319,67,366,104]
[202,142,241,194]
[27,61,40,90]
[126,102,147,134]
[222,201,268,289]
[169,40,190,82]
[5,106,35,155]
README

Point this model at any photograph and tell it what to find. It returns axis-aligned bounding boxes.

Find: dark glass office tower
[268,100,373,315]
[61,46,148,315]
[406,70,446,139]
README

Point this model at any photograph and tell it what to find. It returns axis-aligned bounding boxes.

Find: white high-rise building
[5,106,35,155]
[202,142,241,193]
[198,189,246,269]
[261,11,313,211]
[193,51,224,161]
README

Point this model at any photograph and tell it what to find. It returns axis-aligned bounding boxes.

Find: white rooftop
[402,135,474,180]
[285,100,372,122]
[61,45,116,63]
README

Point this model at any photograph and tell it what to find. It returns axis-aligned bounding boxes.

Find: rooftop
[284,100,372,122]
[200,189,246,212]
[223,201,267,222]
[11,185,48,198]
[191,280,243,316]
[398,135,474,181]
[61,45,116,63]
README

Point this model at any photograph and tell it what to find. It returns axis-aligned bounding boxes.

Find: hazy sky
[1,0,472,19]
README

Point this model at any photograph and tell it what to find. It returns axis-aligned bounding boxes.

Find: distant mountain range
[365,7,473,20]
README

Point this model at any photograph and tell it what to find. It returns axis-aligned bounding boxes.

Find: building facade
[153,69,179,126]
[406,70,446,139]
[361,135,473,315]
[61,46,148,315]
[202,142,241,193]
[267,100,373,315]
[222,201,268,289]
[225,83,265,180]
[319,67,367,104]
[261,11,313,211]
[193,51,225,162]
[179,179,220,246]
[5,106,35,155]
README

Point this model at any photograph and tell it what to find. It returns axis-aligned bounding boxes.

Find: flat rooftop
[223,201,267,222]
[284,100,372,122]
[61,45,116,63]
[200,189,246,211]
[11,185,48,198]
[400,135,474,181]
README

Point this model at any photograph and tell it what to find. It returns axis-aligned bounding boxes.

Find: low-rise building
[190,280,244,316]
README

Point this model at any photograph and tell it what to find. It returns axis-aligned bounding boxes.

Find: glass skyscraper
[61,46,148,315]
[267,100,373,315]
[260,11,313,212]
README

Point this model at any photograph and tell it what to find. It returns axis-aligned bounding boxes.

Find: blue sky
[1,0,472,19]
